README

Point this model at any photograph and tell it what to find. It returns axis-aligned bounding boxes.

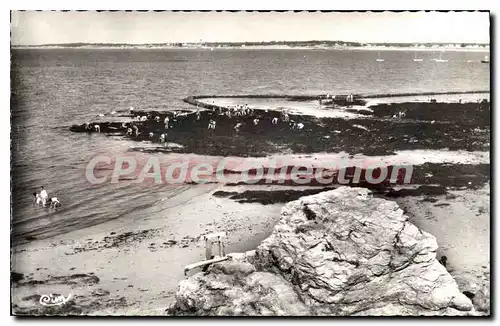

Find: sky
[11,11,490,45]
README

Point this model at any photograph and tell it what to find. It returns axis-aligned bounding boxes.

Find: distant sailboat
[376,52,384,62]
[413,52,423,62]
[481,55,490,63]
[433,51,448,63]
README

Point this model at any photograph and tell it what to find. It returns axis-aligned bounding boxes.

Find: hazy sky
[11,11,490,45]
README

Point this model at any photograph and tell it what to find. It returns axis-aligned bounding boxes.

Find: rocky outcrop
[454,272,490,314]
[168,187,475,316]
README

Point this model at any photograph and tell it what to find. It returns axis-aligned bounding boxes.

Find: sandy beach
[11,183,284,315]
[11,181,490,315]
[396,184,491,312]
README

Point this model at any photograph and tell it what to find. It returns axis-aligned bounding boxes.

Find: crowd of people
[83,102,307,144]
[203,104,298,132]
[123,103,304,136]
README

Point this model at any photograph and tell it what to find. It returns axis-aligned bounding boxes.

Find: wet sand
[396,184,490,273]
[396,184,490,311]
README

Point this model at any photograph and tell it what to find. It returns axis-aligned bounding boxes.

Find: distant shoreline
[11,45,490,53]
[12,41,490,52]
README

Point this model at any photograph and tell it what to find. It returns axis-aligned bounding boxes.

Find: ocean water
[10,48,490,243]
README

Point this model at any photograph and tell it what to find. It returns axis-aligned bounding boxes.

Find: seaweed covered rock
[168,187,475,316]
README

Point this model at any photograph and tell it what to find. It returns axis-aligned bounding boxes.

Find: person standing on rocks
[208,119,216,130]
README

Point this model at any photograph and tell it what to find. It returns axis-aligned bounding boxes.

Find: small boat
[481,55,490,63]
[376,51,384,62]
[432,51,448,63]
[413,52,423,62]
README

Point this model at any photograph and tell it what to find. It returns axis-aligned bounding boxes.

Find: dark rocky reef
[369,101,490,127]
[69,98,490,157]
[220,163,489,190]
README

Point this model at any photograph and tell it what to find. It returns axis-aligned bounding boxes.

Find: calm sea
[10,48,490,243]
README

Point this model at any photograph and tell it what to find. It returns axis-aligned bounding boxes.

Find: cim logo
[39,293,72,306]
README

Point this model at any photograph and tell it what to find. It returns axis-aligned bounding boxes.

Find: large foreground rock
[168,187,474,316]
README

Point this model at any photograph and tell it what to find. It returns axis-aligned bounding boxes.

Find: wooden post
[217,236,222,257]
[205,238,213,260]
